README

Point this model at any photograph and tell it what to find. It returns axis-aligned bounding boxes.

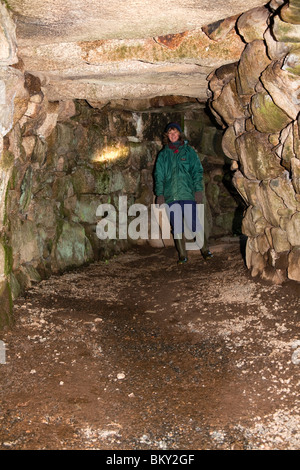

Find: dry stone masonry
[3,94,238,299]
[0,63,239,327]
[0,0,299,328]
[208,0,300,284]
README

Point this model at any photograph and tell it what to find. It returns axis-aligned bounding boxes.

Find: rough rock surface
[7,0,267,102]
[3,98,240,305]
[208,2,300,283]
[0,0,299,329]
[10,0,267,43]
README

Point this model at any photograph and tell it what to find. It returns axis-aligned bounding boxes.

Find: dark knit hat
[165,122,182,133]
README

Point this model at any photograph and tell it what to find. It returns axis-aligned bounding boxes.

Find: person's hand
[156,195,165,206]
[195,191,203,204]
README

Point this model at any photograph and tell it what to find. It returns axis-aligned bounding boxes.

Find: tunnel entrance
[1,1,299,330]
[0,0,300,451]
[4,95,245,306]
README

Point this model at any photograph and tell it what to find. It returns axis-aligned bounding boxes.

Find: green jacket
[154,142,204,203]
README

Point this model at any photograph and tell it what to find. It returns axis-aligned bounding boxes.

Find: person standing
[154,122,213,264]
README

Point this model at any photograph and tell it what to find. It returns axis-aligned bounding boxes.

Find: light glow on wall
[92,145,129,164]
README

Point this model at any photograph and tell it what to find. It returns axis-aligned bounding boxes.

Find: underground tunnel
[0,0,299,451]
[0,0,299,327]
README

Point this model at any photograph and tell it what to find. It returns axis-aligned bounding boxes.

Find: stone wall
[208,0,300,284]
[0,2,251,328]
[0,76,241,326]
[5,96,240,297]
[0,1,24,327]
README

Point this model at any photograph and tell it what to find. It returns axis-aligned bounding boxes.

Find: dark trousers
[167,200,203,237]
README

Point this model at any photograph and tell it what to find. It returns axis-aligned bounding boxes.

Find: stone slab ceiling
[9,0,268,102]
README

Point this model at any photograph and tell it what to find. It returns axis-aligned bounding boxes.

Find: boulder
[256,233,271,255]
[246,244,267,277]
[282,49,300,75]
[75,195,102,225]
[264,28,294,61]
[222,126,238,160]
[236,131,284,180]
[242,206,268,236]
[243,179,261,206]
[271,226,291,252]
[0,279,13,328]
[288,247,300,281]
[211,78,246,126]
[237,40,271,96]
[272,15,300,43]
[36,101,59,139]
[269,175,298,212]
[261,61,300,120]
[208,63,238,100]
[202,14,239,41]
[277,123,296,170]
[72,166,96,194]
[0,68,28,137]
[10,218,41,270]
[257,180,286,227]
[0,2,18,66]
[286,212,300,245]
[250,90,292,133]
[57,100,77,121]
[237,6,270,43]
[232,170,248,203]
[22,136,36,158]
[52,220,93,272]
[280,2,300,24]
[291,157,300,193]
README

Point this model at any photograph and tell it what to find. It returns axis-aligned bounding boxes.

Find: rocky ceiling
[9,0,268,103]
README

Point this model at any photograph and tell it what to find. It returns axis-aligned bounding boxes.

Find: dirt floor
[0,237,299,451]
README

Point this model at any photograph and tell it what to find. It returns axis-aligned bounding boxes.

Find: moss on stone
[0,280,13,329]
[8,166,18,190]
[80,28,243,65]
[4,243,13,277]
[94,169,111,194]
[1,0,12,11]
[19,167,33,212]
[283,50,300,75]
[273,15,300,43]
[0,150,14,170]
[52,219,93,272]
[0,237,12,278]
[71,166,95,194]
[251,92,292,133]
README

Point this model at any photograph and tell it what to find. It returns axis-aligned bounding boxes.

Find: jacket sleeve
[189,147,204,192]
[154,151,165,196]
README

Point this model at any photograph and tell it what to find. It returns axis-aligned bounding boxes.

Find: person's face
[167,128,180,143]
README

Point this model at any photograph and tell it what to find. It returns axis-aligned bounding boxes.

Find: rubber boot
[174,235,188,264]
[200,234,213,260]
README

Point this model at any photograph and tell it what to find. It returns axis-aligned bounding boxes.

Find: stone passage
[0,79,241,328]
[0,1,299,328]
[208,1,300,284]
